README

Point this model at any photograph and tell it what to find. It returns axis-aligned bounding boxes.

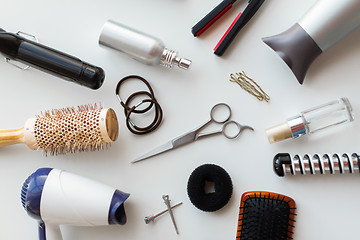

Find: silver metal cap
[161,48,192,70]
[175,58,192,70]
[287,115,306,138]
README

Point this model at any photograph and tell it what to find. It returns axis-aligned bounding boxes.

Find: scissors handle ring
[210,103,232,123]
[222,121,242,139]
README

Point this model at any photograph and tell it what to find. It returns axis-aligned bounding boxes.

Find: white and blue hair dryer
[263,0,360,84]
[21,168,130,240]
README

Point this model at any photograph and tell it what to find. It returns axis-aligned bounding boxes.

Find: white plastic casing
[40,169,116,240]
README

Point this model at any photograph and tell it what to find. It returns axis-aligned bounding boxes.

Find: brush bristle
[33,103,109,156]
[236,191,296,240]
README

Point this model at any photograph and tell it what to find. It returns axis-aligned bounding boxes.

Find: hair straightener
[192,0,265,56]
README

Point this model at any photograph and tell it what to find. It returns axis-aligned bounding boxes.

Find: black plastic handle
[214,0,265,56]
[191,0,237,37]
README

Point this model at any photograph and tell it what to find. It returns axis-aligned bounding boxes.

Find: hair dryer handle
[39,222,62,240]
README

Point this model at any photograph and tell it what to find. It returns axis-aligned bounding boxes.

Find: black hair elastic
[187,164,233,212]
[126,99,163,135]
[124,91,154,115]
[116,75,155,113]
[115,75,163,135]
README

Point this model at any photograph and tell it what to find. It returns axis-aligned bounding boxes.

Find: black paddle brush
[236,191,296,240]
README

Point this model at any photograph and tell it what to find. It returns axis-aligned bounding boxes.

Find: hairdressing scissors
[132,103,254,163]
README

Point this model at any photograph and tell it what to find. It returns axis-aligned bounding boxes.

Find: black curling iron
[192,0,265,56]
[0,28,105,89]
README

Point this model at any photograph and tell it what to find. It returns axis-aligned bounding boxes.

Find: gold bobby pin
[229,71,270,102]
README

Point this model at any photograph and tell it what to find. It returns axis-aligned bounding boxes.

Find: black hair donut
[187,164,233,212]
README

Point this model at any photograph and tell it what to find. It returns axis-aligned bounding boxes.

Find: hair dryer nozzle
[262,24,322,84]
[263,0,360,84]
[108,189,130,225]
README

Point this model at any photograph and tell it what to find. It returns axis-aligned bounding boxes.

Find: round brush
[0,104,118,155]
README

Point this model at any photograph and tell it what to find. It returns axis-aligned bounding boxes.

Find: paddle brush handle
[0,127,25,147]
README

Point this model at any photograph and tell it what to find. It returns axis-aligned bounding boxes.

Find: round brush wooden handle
[0,127,25,147]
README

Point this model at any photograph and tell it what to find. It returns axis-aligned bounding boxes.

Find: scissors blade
[131,128,199,163]
[131,140,174,163]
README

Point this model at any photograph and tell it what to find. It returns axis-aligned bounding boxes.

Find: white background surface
[0,0,360,239]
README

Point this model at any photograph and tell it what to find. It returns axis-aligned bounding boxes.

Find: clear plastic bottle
[266,97,354,144]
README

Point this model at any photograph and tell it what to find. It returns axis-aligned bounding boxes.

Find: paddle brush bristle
[236,191,296,240]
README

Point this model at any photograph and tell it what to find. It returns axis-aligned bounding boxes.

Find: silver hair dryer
[262,0,360,84]
[21,168,130,240]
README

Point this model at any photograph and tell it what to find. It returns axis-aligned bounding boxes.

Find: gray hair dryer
[262,0,360,84]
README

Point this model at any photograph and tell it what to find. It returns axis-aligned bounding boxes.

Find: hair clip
[191,0,265,56]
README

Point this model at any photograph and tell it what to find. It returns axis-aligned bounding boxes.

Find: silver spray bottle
[99,20,192,70]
